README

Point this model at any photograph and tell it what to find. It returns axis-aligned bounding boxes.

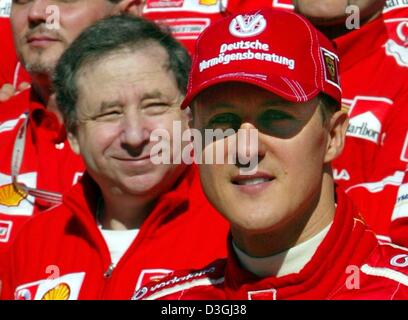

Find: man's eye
[13,0,31,4]
[207,113,242,131]
[257,109,301,138]
[143,103,170,115]
[95,110,122,121]
[259,109,292,121]
[257,109,292,126]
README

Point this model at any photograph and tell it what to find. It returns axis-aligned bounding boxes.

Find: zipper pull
[104,263,115,278]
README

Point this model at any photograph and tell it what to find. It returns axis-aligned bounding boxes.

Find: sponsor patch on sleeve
[320,48,340,89]
[15,272,86,300]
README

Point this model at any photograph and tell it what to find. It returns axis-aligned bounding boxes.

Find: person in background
[293,0,408,246]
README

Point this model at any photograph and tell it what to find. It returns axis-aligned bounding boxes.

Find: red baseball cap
[181,7,341,109]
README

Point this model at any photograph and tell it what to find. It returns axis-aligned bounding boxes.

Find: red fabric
[383,2,408,20]
[0,90,85,278]
[142,0,293,55]
[0,18,30,89]
[331,15,408,244]
[180,7,341,110]
[1,166,228,300]
[135,189,408,300]
[390,164,408,247]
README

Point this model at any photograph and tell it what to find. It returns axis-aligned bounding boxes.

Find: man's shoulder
[356,240,408,298]
[367,240,408,274]
[132,259,226,300]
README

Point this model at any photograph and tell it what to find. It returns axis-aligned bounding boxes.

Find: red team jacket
[332,13,408,244]
[133,190,408,300]
[1,166,228,300]
[0,90,85,279]
[143,0,293,54]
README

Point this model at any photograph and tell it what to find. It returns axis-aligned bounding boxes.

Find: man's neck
[231,173,336,258]
[96,165,187,230]
[31,74,52,105]
[99,192,157,231]
[314,9,383,39]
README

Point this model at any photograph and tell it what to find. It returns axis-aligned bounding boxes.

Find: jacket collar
[61,165,199,260]
[223,189,377,299]
[28,89,67,144]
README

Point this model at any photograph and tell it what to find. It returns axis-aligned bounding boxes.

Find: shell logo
[0,183,27,207]
[41,283,71,300]
[199,0,218,5]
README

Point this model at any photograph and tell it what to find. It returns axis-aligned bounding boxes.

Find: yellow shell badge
[0,183,27,207]
[199,0,218,5]
[41,283,71,300]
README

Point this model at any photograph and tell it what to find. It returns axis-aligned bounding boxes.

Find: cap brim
[181,74,321,109]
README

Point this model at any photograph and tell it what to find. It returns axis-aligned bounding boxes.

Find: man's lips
[27,35,59,47]
[231,172,274,186]
[231,172,275,194]
[113,155,151,162]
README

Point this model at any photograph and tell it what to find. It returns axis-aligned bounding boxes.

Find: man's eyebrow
[100,100,121,112]
[261,98,294,107]
[141,90,163,99]
[202,102,235,111]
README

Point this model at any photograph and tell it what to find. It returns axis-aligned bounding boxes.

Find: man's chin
[24,62,55,76]
[301,14,348,27]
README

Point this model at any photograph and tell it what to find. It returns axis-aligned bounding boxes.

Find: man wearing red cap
[133,8,408,300]
[293,1,408,246]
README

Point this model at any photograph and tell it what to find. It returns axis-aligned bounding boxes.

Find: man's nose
[236,122,266,169]
[28,0,50,26]
[120,114,150,153]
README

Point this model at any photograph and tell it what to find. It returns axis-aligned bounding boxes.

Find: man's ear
[67,131,81,155]
[117,0,145,16]
[324,110,349,163]
[183,106,193,123]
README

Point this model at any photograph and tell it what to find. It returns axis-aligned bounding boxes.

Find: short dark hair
[54,14,191,133]
[318,93,339,123]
